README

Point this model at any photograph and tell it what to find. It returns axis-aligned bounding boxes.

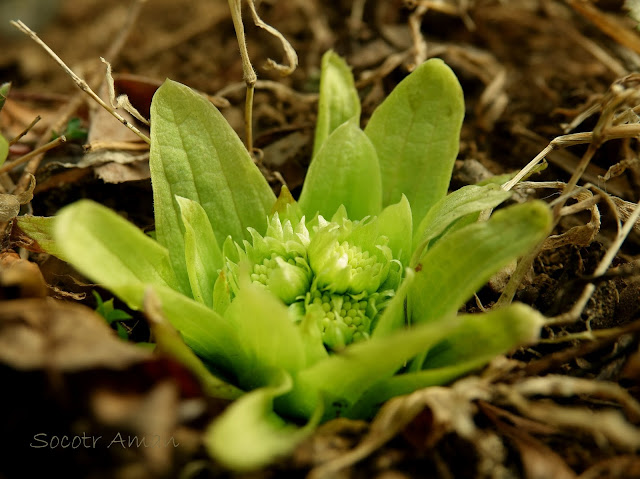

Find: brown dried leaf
[0,173,35,221]
[578,455,640,479]
[308,377,491,479]
[94,157,150,183]
[0,298,149,371]
[544,191,601,249]
[501,424,577,479]
[480,401,576,479]
[0,251,47,299]
[0,297,209,478]
[88,74,155,145]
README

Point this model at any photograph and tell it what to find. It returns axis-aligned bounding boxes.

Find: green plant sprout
[19,52,551,470]
[92,290,133,340]
[52,117,87,142]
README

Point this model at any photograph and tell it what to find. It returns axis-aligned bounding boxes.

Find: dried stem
[8,0,147,199]
[497,76,640,310]
[11,21,150,145]
[0,136,66,175]
[245,83,255,154]
[227,0,257,153]
[226,0,298,153]
[9,116,41,146]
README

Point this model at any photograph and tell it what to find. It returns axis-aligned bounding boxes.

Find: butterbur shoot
[19,51,551,470]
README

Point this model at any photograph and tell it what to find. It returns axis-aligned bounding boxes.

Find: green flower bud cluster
[305,290,373,350]
[225,210,397,350]
[249,253,311,305]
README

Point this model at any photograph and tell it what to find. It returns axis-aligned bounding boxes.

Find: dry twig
[10,21,150,145]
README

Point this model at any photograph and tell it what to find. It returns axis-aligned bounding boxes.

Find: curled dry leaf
[611,195,640,234]
[294,417,369,467]
[246,0,298,76]
[0,173,35,222]
[543,190,601,250]
[497,376,640,451]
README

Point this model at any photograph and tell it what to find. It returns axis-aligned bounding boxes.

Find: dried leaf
[0,173,35,221]
[480,402,576,479]
[308,377,490,478]
[0,298,209,478]
[544,191,601,249]
[0,298,149,371]
[0,251,47,299]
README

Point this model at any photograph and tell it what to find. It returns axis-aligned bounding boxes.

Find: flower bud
[308,223,392,295]
[251,255,311,304]
[226,210,397,350]
[227,213,312,305]
[305,290,373,350]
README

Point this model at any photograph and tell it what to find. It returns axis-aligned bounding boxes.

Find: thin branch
[226,0,298,153]
[0,136,66,174]
[9,116,41,146]
[11,0,146,198]
[11,21,150,145]
[227,0,257,152]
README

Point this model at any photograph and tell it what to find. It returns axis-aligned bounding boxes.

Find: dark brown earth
[1,1,640,478]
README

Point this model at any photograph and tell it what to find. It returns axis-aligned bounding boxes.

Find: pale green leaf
[212,270,231,315]
[151,284,244,373]
[300,119,382,220]
[371,268,414,338]
[411,184,511,262]
[351,360,486,419]
[44,201,241,369]
[279,317,461,421]
[353,303,544,417]
[0,82,9,113]
[176,196,223,307]
[225,280,306,389]
[365,59,465,227]
[409,201,551,325]
[52,200,182,307]
[16,215,68,260]
[271,184,303,225]
[378,194,412,265]
[206,370,322,472]
[150,79,276,293]
[423,302,544,368]
[145,287,243,400]
[313,50,361,156]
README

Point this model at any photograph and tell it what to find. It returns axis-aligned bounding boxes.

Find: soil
[1,1,640,478]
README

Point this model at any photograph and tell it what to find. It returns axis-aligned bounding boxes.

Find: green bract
[18,52,551,471]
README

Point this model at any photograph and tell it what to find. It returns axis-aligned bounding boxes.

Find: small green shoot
[52,117,88,142]
[93,290,133,340]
